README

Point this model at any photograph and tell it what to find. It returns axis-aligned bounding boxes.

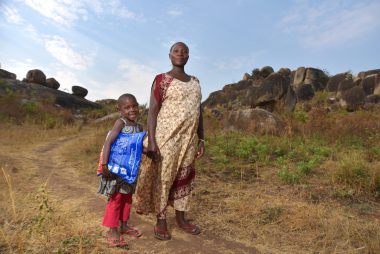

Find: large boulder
[0,69,16,79]
[365,94,380,104]
[202,90,227,108]
[246,74,296,113]
[242,73,251,81]
[340,86,366,111]
[358,69,380,79]
[304,68,327,91]
[295,83,314,101]
[278,84,297,112]
[326,73,347,92]
[72,85,88,98]
[260,66,274,78]
[360,74,377,95]
[256,74,288,102]
[45,78,60,90]
[225,108,285,135]
[292,67,306,88]
[26,69,46,85]
[336,79,355,99]
[374,74,380,96]
[278,67,291,76]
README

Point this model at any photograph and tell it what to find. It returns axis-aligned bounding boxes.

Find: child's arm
[137,123,148,154]
[101,119,124,178]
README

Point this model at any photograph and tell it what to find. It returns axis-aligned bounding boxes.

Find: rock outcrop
[26,69,46,85]
[46,78,60,90]
[0,69,16,79]
[72,85,88,98]
[224,108,285,135]
[0,78,101,110]
[339,86,366,112]
[204,66,380,116]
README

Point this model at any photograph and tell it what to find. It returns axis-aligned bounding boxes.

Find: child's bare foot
[107,227,120,239]
[107,228,127,247]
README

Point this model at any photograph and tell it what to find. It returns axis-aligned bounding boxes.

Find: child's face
[118,97,139,122]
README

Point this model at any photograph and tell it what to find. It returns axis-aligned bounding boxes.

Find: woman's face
[169,43,189,67]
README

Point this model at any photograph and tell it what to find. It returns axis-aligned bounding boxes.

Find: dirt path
[16,135,259,254]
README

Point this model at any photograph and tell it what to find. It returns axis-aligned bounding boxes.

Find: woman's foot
[175,210,201,235]
[154,219,171,240]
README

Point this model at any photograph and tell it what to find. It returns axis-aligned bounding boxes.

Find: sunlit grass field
[1,89,379,253]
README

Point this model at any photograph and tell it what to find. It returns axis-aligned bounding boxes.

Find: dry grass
[1,104,380,253]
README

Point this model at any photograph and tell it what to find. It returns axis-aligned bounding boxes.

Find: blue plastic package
[107,131,146,184]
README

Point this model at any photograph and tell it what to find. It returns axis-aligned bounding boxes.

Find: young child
[98,93,143,247]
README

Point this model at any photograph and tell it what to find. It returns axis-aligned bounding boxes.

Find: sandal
[121,226,143,238]
[177,223,201,235]
[154,226,171,241]
[106,236,128,248]
[118,236,129,248]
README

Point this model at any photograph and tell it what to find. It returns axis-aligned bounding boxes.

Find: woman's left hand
[196,141,205,159]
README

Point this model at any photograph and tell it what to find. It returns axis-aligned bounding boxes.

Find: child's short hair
[118,94,137,105]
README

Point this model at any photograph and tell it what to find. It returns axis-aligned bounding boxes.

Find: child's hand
[102,164,111,179]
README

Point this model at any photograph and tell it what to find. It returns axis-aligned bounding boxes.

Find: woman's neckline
[165,72,192,83]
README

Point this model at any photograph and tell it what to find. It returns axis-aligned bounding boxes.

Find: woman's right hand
[147,140,161,162]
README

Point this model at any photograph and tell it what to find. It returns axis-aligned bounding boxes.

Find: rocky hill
[203,66,380,112]
[202,66,380,134]
[0,68,102,110]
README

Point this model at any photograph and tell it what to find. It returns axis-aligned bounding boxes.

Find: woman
[136,42,205,241]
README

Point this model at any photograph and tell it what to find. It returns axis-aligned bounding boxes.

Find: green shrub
[22,101,38,114]
[277,166,301,184]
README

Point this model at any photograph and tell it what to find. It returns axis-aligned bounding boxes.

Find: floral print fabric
[135,73,201,217]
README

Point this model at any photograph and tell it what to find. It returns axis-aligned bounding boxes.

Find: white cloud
[105,58,157,104]
[167,9,183,17]
[280,0,380,48]
[24,0,85,26]
[1,5,24,24]
[23,0,136,26]
[53,70,83,93]
[214,50,266,71]
[44,36,93,70]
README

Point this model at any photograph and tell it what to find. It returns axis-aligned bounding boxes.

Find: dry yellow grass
[1,105,380,253]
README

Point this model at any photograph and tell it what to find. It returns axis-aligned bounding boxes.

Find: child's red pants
[102,192,132,228]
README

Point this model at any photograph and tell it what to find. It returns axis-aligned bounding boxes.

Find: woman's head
[169,42,189,67]
[117,94,139,122]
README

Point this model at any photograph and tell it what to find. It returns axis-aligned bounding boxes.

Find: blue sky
[1,0,379,104]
